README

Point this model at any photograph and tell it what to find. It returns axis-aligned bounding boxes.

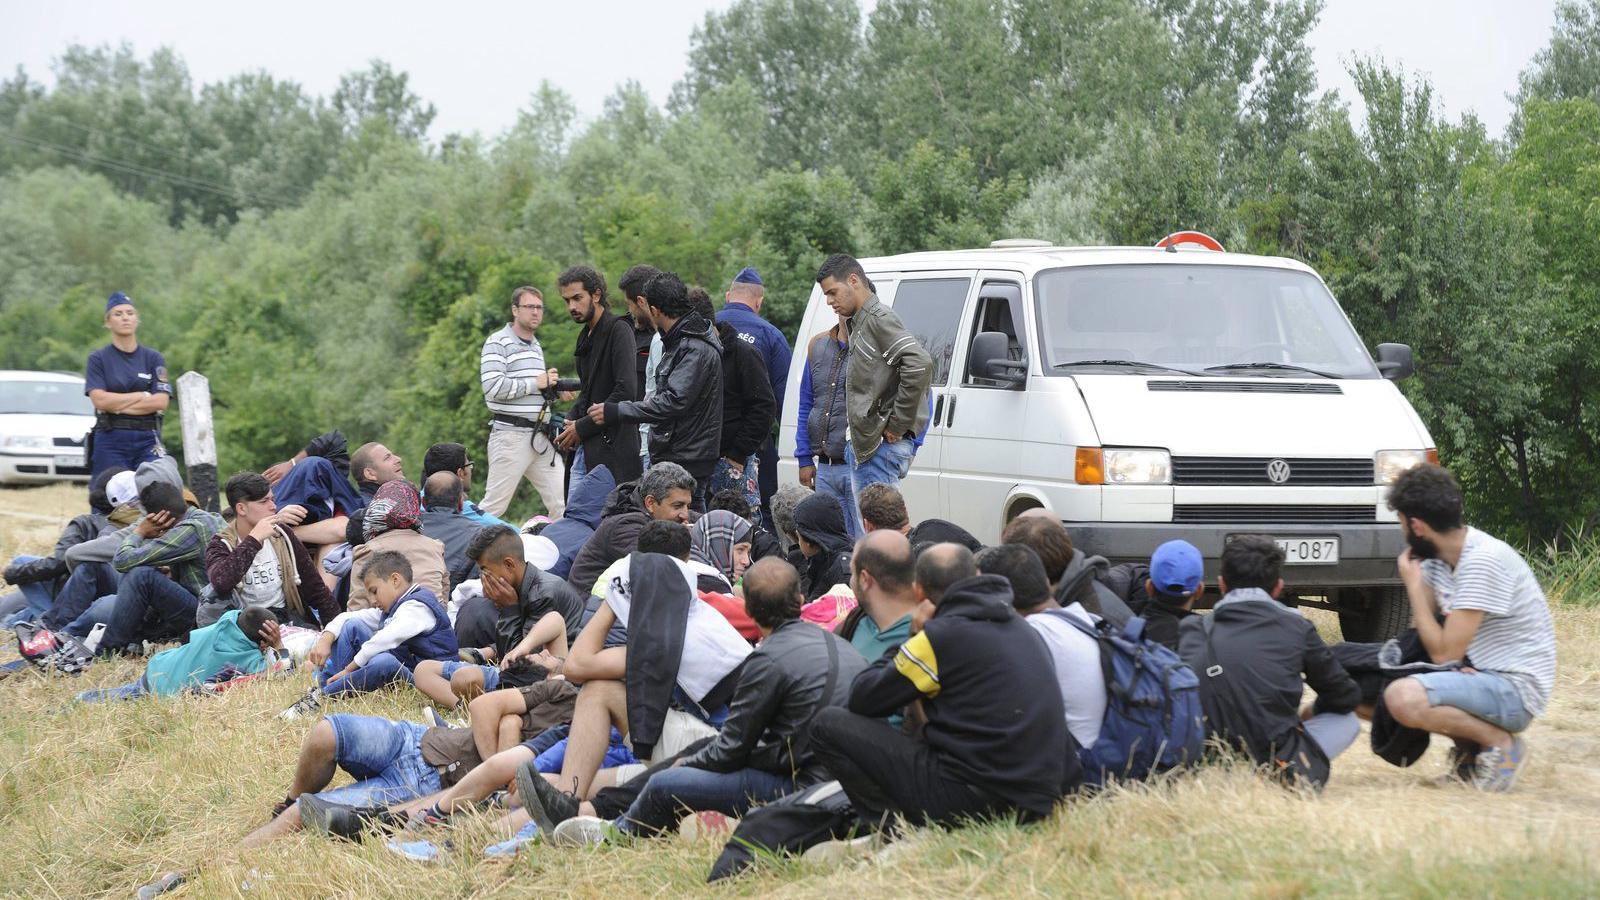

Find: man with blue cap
[716,267,792,529]
[1138,540,1205,651]
[84,292,171,477]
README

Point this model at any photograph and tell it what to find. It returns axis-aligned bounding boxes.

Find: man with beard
[555,265,642,488]
[1380,464,1556,792]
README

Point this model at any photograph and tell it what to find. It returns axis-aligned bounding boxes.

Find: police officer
[85,291,170,477]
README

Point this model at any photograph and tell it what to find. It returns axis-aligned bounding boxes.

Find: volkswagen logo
[1266,459,1292,484]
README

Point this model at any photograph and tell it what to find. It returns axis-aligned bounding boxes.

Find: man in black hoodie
[1178,535,1362,789]
[809,543,1075,827]
[590,271,723,511]
[693,289,775,516]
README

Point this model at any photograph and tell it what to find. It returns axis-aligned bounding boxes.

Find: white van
[776,234,1435,640]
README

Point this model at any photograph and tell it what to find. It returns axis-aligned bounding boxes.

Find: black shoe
[459,647,489,665]
[299,794,404,841]
[516,761,578,833]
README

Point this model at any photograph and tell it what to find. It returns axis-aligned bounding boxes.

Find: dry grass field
[1,482,1597,898]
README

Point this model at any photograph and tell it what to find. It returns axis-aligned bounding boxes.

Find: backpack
[707,779,862,883]
[1043,611,1204,787]
[1102,563,1152,610]
[13,622,95,676]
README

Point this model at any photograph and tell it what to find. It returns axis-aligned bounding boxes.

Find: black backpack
[707,780,862,882]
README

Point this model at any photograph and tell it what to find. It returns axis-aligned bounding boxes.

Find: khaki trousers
[482,427,565,519]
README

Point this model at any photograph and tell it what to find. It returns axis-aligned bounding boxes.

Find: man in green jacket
[815,254,933,511]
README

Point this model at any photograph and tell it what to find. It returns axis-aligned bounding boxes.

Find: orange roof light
[1156,231,1225,252]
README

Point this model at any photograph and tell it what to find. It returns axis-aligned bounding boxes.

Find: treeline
[1,0,1598,542]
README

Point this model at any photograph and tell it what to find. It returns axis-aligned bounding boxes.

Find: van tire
[1338,586,1412,642]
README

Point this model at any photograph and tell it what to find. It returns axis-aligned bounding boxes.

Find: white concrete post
[176,371,219,511]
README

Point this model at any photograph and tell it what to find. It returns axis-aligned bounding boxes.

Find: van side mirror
[969,331,1026,388]
[1375,343,1414,381]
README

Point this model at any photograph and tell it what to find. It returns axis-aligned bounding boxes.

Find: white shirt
[1027,602,1107,748]
[323,585,438,668]
[235,539,284,609]
[603,555,751,702]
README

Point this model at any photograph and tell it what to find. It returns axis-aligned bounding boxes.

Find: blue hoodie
[143,610,269,697]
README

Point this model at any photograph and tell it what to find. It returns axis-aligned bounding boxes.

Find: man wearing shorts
[1383,464,1557,791]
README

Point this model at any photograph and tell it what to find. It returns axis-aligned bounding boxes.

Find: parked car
[777,233,1435,641]
[0,370,95,485]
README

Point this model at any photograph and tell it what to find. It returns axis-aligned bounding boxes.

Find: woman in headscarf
[793,492,855,602]
[346,480,449,610]
[690,510,755,590]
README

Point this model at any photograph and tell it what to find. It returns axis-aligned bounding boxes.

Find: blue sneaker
[1472,737,1529,792]
[385,837,445,863]
[483,820,541,860]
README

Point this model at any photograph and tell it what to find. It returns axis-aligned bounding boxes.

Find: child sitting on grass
[280,550,459,720]
[76,606,285,702]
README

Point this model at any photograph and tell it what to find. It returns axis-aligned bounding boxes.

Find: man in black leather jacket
[590,271,723,511]
[607,557,864,836]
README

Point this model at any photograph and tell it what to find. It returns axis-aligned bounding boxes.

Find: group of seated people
[0,444,1558,896]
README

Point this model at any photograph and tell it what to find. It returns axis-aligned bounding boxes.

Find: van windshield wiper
[1054,359,1205,376]
[1203,362,1340,378]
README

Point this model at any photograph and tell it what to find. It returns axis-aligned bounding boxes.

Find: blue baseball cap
[732,267,763,286]
[1149,540,1203,596]
[106,291,134,312]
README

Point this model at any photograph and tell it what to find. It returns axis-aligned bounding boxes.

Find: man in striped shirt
[1384,464,1557,792]
[480,286,565,519]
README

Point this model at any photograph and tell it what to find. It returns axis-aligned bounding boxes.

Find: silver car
[0,370,95,484]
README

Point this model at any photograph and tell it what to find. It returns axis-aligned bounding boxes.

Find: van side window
[963,285,1025,386]
[889,278,970,387]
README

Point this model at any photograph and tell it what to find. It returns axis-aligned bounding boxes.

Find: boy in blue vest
[281,550,459,720]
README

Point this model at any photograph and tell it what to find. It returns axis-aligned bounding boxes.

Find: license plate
[54,455,83,469]
[1276,537,1339,565]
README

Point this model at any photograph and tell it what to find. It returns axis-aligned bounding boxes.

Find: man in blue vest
[281,550,459,719]
[715,267,792,530]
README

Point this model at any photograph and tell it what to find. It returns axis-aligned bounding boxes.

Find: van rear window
[1034,264,1379,379]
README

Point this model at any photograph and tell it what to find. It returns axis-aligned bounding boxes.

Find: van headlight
[0,435,50,451]
[1375,449,1431,484]
[1103,448,1171,485]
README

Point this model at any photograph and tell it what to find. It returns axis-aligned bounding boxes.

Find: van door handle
[946,395,958,427]
[933,394,945,426]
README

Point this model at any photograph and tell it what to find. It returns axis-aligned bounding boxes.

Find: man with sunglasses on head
[480,286,566,519]
[85,291,171,478]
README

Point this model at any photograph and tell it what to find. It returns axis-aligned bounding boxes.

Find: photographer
[480,285,567,519]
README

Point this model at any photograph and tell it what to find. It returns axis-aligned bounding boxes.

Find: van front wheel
[1337,586,1412,643]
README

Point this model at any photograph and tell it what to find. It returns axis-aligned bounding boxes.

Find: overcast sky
[0,0,1560,140]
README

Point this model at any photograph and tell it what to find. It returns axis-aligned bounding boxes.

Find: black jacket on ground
[1177,589,1361,788]
[572,309,643,485]
[847,574,1075,815]
[566,481,653,595]
[611,312,723,470]
[716,322,777,461]
[420,506,479,593]
[682,618,865,779]
[624,552,695,760]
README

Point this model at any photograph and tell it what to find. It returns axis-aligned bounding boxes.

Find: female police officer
[85,291,170,476]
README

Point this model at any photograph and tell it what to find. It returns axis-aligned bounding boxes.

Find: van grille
[1172,456,1373,486]
[1148,380,1342,395]
[1173,504,1376,524]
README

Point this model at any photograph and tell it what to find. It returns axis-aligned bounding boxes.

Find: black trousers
[808,707,1024,828]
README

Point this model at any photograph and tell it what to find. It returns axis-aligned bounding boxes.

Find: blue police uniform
[85,293,170,476]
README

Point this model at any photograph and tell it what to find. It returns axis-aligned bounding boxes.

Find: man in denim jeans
[1382,464,1557,792]
[815,254,932,518]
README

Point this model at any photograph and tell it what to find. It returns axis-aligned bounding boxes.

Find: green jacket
[844,294,933,461]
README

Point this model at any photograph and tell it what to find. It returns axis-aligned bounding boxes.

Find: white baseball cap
[106,471,140,507]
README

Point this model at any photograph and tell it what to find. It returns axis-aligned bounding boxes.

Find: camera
[552,377,581,393]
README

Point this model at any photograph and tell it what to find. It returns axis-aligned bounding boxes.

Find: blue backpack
[1044,610,1204,786]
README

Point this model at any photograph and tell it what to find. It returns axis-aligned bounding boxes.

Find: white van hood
[1071,375,1427,457]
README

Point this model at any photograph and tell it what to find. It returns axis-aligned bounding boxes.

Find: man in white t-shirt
[977,543,1106,751]
[1383,464,1557,792]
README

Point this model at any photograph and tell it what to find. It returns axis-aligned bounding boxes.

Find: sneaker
[551,815,619,847]
[386,837,445,863]
[1444,742,1479,783]
[279,688,323,721]
[677,810,737,842]
[459,647,489,665]
[299,793,405,840]
[405,803,450,831]
[1473,737,1529,792]
[483,820,541,860]
[423,705,450,728]
[516,761,578,834]
[802,835,876,866]
[136,872,186,899]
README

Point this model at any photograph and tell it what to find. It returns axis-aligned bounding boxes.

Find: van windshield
[1034,264,1380,379]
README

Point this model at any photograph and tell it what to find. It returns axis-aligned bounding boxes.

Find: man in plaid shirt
[99,480,225,657]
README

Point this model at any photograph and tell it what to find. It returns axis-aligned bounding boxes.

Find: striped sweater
[480,324,548,425]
